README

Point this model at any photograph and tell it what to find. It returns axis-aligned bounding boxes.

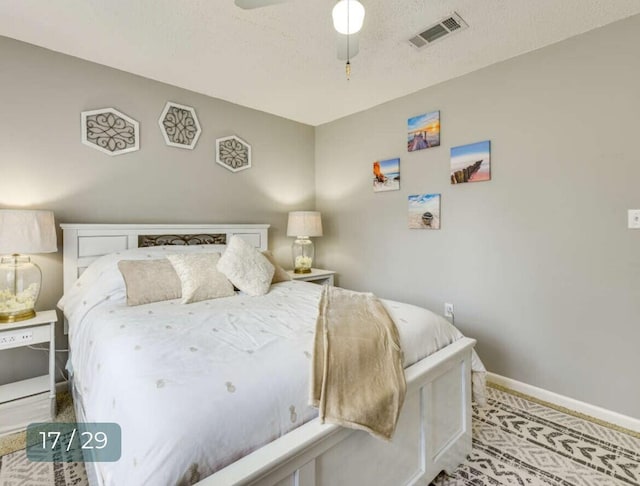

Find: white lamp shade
[287,211,323,237]
[332,0,365,35]
[0,210,58,254]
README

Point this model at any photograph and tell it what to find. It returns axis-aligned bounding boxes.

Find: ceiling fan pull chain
[346,3,351,81]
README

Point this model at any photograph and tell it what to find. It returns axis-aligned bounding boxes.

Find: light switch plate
[629,210,640,229]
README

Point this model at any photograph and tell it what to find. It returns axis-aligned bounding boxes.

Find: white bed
[60,223,485,486]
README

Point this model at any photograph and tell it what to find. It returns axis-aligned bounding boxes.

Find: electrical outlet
[444,303,454,318]
[0,330,34,349]
[629,210,640,229]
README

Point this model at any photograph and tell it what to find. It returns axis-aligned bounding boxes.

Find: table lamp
[0,209,57,323]
[287,211,323,274]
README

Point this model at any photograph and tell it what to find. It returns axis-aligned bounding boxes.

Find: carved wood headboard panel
[138,234,227,247]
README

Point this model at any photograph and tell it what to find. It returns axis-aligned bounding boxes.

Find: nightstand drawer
[0,324,50,351]
[0,391,51,436]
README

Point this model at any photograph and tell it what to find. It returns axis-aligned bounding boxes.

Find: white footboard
[200,337,475,486]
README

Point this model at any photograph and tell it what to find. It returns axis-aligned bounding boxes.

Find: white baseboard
[487,372,640,433]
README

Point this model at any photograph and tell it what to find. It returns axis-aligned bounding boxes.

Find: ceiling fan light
[332,0,365,35]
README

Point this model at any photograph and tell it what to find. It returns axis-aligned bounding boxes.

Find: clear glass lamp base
[292,237,314,274]
[0,255,41,323]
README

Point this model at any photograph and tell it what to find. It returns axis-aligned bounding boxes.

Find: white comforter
[62,247,485,486]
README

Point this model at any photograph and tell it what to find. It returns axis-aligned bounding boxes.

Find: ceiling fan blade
[336,33,360,61]
[234,0,291,9]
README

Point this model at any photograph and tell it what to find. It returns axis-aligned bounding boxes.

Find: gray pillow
[117,259,182,306]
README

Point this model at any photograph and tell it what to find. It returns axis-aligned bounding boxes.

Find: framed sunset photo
[408,111,440,152]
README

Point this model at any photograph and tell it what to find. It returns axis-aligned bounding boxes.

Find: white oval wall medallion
[158,101,202,149]
[216,135,252,172]
[81,108,140,156]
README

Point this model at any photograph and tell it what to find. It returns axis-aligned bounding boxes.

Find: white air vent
[409,12,468,49]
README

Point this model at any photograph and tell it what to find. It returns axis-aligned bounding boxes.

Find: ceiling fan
[234,0,366,78]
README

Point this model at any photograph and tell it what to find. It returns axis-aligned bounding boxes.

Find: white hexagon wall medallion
[81,108,139,156]
[158,101,202,149]
[216,135,252,172]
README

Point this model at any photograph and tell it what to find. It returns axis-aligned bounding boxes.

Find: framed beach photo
[408,111,440,152]
[408,194,441,229]
[373,158,400,192]
[450,140,491,184]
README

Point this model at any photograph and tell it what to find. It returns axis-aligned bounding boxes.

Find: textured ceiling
[1,0,639,126]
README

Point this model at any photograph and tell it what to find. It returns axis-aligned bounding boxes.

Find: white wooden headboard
[60,223,270,292]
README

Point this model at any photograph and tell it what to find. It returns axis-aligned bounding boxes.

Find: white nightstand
[288,268,336,286]
[0,310,57,436]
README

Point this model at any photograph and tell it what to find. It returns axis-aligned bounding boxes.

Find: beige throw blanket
[310,286,407,441]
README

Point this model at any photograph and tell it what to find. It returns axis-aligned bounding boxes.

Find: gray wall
[0,36,316,386]
[315,15,640,417]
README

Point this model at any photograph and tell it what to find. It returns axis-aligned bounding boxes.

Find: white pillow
[217,236,275,296]
[166,252,235,304]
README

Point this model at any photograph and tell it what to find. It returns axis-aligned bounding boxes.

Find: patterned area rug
[0,453,86,486]
[432,385,640,486]
[1,385,637,485]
